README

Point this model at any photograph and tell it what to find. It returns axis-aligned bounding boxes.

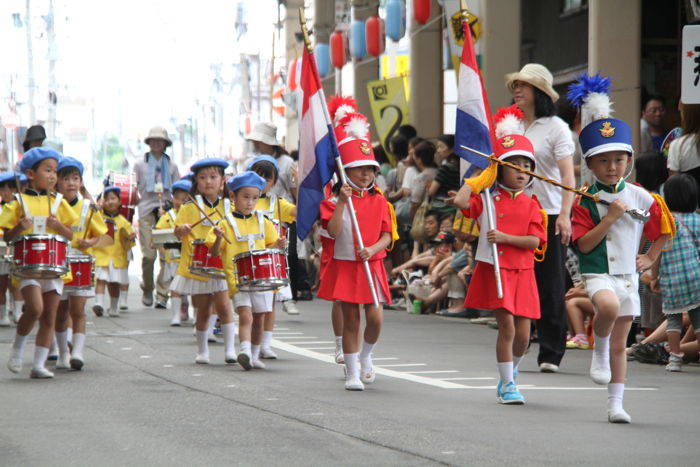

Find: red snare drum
[11,234,69,279]
[107,172,137,222]
[65,254,95,290]
[234,248,288,292]
[189,239,225,279]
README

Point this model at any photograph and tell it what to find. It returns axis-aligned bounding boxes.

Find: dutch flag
[296,49,339,240]
[455,17,496,175]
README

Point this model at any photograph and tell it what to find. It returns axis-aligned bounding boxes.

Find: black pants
[287,222,311,298]
[534,215,568,366]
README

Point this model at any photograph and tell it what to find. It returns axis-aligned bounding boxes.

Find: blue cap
[246,154,279,173]
[226,171,266,193]
[57,156,84,176]
[172,178,192,192]
[579,118,633,159]
[20,147,60,173]
[184,171,194,181]
[191,157,229,173]
[0,172,22,184]
[104,186,121,197]
[19,174,27,183]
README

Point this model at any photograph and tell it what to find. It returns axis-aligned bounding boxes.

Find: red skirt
[465,262,540,319]
[317,259,391,305]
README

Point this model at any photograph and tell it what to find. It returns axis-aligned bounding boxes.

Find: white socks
[94,294,105,310]
[497,362,515,385]
[344,352,359,379]
[33,346,49,371]
[221,323,237,356]
[118,290,128,309]
[109,295,119,313]
[335,336,343,352]
[14,300,24,320]
[607,382,630,422]
[196,330,209,357]
[261,330,273,349]
[251,344,261,361]
[594,334,610,356]
[66,328,73,345]
[359,341,375,370]
[11,333,28,360]
[55,330,70,358]
[170,297,182,324]
[513,355,523,371]
[240,340,252,357]
[72,333,86,359]
[207,314,218,338]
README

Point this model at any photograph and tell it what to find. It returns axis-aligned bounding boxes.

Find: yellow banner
[366,77,409,166]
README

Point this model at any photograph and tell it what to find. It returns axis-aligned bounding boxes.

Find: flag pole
[460,1,503,299]
[299,9,380,308]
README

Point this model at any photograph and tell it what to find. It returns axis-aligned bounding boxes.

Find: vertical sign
[682,25,700,104]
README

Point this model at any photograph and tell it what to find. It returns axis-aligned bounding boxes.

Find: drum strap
[50,193,63,216]
[76,199,91,233]
[168,209,177,224]
[225,199,265,251]
[195,194,215,226]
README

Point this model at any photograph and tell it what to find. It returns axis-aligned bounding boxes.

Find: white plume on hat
[494,105,524,139]
[566,73,613,128]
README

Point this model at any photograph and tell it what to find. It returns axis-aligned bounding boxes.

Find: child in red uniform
[318,113,394,391]
[454,108,547,404]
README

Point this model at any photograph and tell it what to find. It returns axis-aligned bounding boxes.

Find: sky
[0,0,277,139]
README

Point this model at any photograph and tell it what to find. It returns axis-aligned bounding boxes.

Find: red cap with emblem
[493,105,536,168]
[334,112,380,170]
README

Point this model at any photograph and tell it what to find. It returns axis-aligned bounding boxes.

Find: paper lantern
[287,58,298,91]
[385,0,406,41]
[315,43,331,77]
[330,30,348,69]
[349,20,367,60]
[414,0,430,24]
[365,15,385,57]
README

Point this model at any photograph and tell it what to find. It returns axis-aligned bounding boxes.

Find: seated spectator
[640,93,668,153]
[391,210,440,277]
[563,247,594,349]
[428,135,460,212]
[409,141,439,220]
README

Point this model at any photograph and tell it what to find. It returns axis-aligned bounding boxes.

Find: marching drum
[107,172,137,222]
[152,228,177,246]
[189,239,225,279]
[64,254,95,290]
[234,248,289,292]
[11,234,69,278]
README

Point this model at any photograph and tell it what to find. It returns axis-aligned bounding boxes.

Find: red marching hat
[493,105,536,168]
[334,112,379,170]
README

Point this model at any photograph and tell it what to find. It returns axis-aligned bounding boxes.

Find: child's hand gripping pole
[187,194,231,244]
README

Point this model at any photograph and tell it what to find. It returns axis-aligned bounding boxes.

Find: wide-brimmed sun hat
[247,122,280,147]
[505,63,559,103]
[144,126,172,147]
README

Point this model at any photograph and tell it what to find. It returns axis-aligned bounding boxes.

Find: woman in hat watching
[134,126,180,308]
[505,63,576,373]
[247,122,313,303]
[22,125,46,153]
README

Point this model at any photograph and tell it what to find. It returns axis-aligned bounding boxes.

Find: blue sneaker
[497,382,525,405]
[496,368,519,396]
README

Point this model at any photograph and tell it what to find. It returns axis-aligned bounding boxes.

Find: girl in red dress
[318,113,394,391]
[454,108,547,405]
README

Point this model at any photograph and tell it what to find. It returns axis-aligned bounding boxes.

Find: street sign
[2,113,20,130]
[682,25,700,104]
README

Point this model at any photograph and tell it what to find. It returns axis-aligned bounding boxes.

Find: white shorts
[582,273,640,318]
[61,286,95,300]
[161,261,178,284]
[170,275,228,295]
[234,290,274,313]
[275,284,293,302]
[96,264,129,285]
[19,278,64,295]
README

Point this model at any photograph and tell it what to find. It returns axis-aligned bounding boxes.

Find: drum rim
[10,234,69,245]
[237,278,289,292]
[233,248,286,261]
[67,255,95,263]
[189,266,225,279]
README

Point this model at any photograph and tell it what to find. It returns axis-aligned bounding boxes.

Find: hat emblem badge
[599,121,615,138]
[359,141,371,155]
[501,136,516,148]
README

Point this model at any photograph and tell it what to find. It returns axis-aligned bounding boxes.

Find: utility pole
[25,0,36,124]
[46,0,57,138]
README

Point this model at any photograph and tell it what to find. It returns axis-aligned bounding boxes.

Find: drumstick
[82,205,96,240]
[13,174,26,216]
[187,194,231,243]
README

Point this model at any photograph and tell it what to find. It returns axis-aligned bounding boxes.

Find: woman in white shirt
[668,103,700,203]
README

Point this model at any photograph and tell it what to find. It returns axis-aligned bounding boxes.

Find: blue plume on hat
[566,73,611,109]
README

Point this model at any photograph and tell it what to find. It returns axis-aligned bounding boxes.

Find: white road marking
[409,370,460,374]
[372,357,399,361]
[284,341,334,345]
[272,332,304,335]
[274,336,319,339]
[379,363,427,368]
[120,347,132,351]
[139,355,151,359]
[163,364,174,368]
[440,377,495,381]
[305,347,335,350]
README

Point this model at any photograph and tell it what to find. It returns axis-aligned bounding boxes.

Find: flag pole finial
[298,7,313,54]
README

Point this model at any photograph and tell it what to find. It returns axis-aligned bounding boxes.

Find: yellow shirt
[0,192,79,238]
[155,209,181,263]
[174,198,226,281]
[91,212,134,268]
[254,194,296,224]
[205,210,279,296]
[63,198,109,253]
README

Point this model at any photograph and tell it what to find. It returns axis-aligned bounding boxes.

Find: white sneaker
[360,368,376,384]
[70,354,84,371]
[7,357,22,373]
[335,349,345,364]
[225,352,237,364]
[13,311,22,324]
[195,354,210,364]
[260,347,277,359]
[282,300,300,315]
[608,408,631,424]
[207,334,217,343]
[56,354,71,370]
[30,367,54,379]
[92,304,104,317]
[345,376,364,391]
[252,358,266,369]
[539,362,559,373]
[170,313,181,327]
[0,311,10,327]
[108,309,120,318]
[590,355,611,385]
[237,352,252,371]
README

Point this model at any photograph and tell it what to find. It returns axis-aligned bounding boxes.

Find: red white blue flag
[296,48,339,240]
[454,17,496,173]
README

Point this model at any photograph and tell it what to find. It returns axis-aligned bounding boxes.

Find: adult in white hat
[134,126,181,307]
[247,122,313,302]
[505,63,575,374]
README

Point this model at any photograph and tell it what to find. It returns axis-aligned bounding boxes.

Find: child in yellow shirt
[208,171,285,370]
[1,148,78,379]
[54,157,110,370]
[92,187,135,317]
[0,171,22,326]
[154,177,191,326]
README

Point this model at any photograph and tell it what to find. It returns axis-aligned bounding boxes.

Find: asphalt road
[1,277,697,467]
